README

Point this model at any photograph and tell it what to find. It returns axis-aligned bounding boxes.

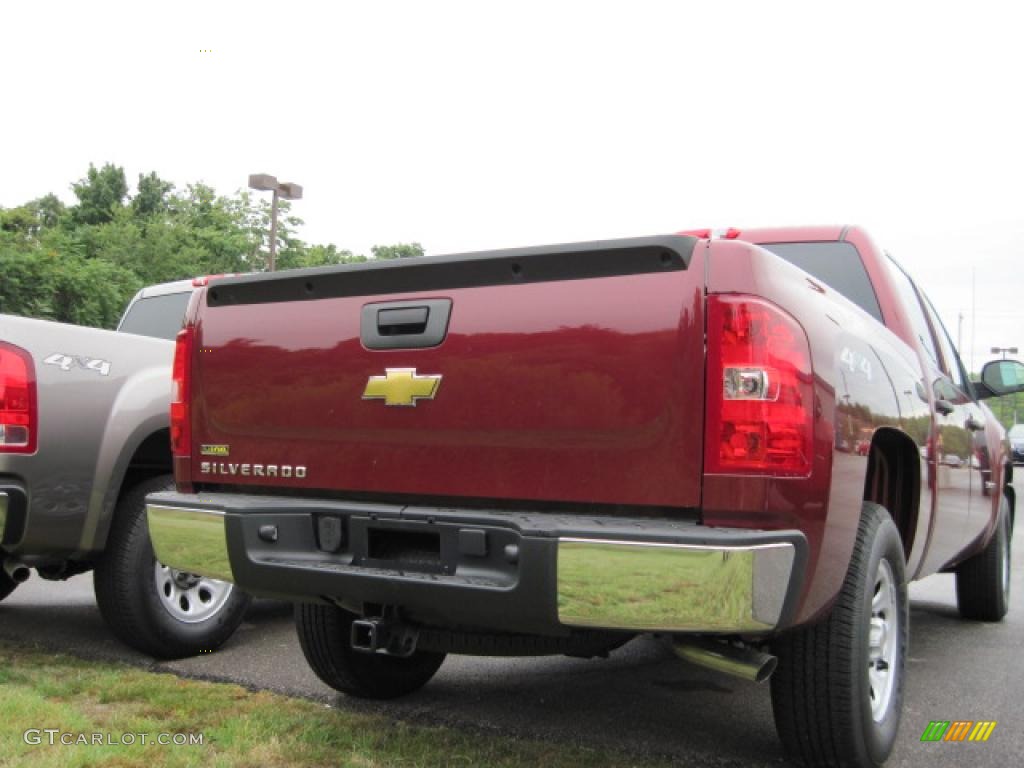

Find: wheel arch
[84,418,172,554]
[863,426,921,562]
[78,363,174,555]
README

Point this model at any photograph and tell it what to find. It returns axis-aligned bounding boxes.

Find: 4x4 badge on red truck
[362,368,442,407]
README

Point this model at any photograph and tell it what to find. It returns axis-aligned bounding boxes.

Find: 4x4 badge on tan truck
[362,368,442,407]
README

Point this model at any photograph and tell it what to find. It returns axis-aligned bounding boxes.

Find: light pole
[248,174,303,271]
[991,346,1019,360]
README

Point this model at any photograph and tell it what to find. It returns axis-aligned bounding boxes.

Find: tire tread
[94,474,250,659]
[771,502,906,768]
[295,602,445,700]
[956,496,1011,622]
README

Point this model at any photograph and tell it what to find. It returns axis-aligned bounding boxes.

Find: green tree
[0,250,57,319]
[990,392,1024,430]
[371,243,424,260]
[33,193,66,230]
[71,163,129,226]
[178,184,264,275]
[971,372,1023,430]
[0,206,39,242]
[276,243,366,271]
[0,249,141,328]
[132,171,174,217]
[50,255,142,327]
[1,165,427,329]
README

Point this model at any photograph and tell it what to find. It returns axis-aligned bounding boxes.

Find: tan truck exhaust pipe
[3,559,31,584]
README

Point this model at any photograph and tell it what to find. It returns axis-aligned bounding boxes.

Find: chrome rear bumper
[147,491,805,636]
[148,505,234,582]
[556,538,795,632]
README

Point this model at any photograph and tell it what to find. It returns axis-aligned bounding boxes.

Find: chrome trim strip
[146,504,234,583]
[559,537,792,552]
[557,538,795,633]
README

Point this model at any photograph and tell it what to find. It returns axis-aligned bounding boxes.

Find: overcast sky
[2,1,1021,371]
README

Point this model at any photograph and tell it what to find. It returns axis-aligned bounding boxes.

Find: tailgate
[191,236,705,508]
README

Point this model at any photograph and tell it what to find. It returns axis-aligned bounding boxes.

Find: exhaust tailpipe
[673,638,777,683]
[2,559,31,584]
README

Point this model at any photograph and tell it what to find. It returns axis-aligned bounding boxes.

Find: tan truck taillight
[0,341,37,453]
[170,326,193,459]
[705,295,813,476]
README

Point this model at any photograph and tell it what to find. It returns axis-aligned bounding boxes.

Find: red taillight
[0,342,37,454]
[170,326,194,458]
[704,295,813,476]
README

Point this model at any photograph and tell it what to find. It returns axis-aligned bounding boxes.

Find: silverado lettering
[199,462,307,478]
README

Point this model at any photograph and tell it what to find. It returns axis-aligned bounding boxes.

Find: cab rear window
[118,292,191,341]
[757,241,883,323]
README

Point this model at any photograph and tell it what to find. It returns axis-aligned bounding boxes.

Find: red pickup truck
[146,226,1021,766]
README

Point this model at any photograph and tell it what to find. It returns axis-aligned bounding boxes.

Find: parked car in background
[0,277,250,658]
[1008,424,1024,465]
[147,226,1019,767]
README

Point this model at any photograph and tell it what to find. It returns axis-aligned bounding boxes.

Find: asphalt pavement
[2,504,1023,767]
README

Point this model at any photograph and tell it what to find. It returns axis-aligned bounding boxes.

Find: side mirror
[978,359,1024,399]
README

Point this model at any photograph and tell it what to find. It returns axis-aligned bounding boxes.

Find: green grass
[0,641,665,768]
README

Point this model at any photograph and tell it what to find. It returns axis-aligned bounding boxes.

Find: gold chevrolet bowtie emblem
[362,368,442,407]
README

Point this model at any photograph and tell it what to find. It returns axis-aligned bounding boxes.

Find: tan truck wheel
[94,474,252,659]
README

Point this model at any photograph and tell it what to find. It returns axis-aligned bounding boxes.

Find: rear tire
[771,502,907,767]
[94,474,251,659]
[295,602,446,699]
[956,495,1011,621]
